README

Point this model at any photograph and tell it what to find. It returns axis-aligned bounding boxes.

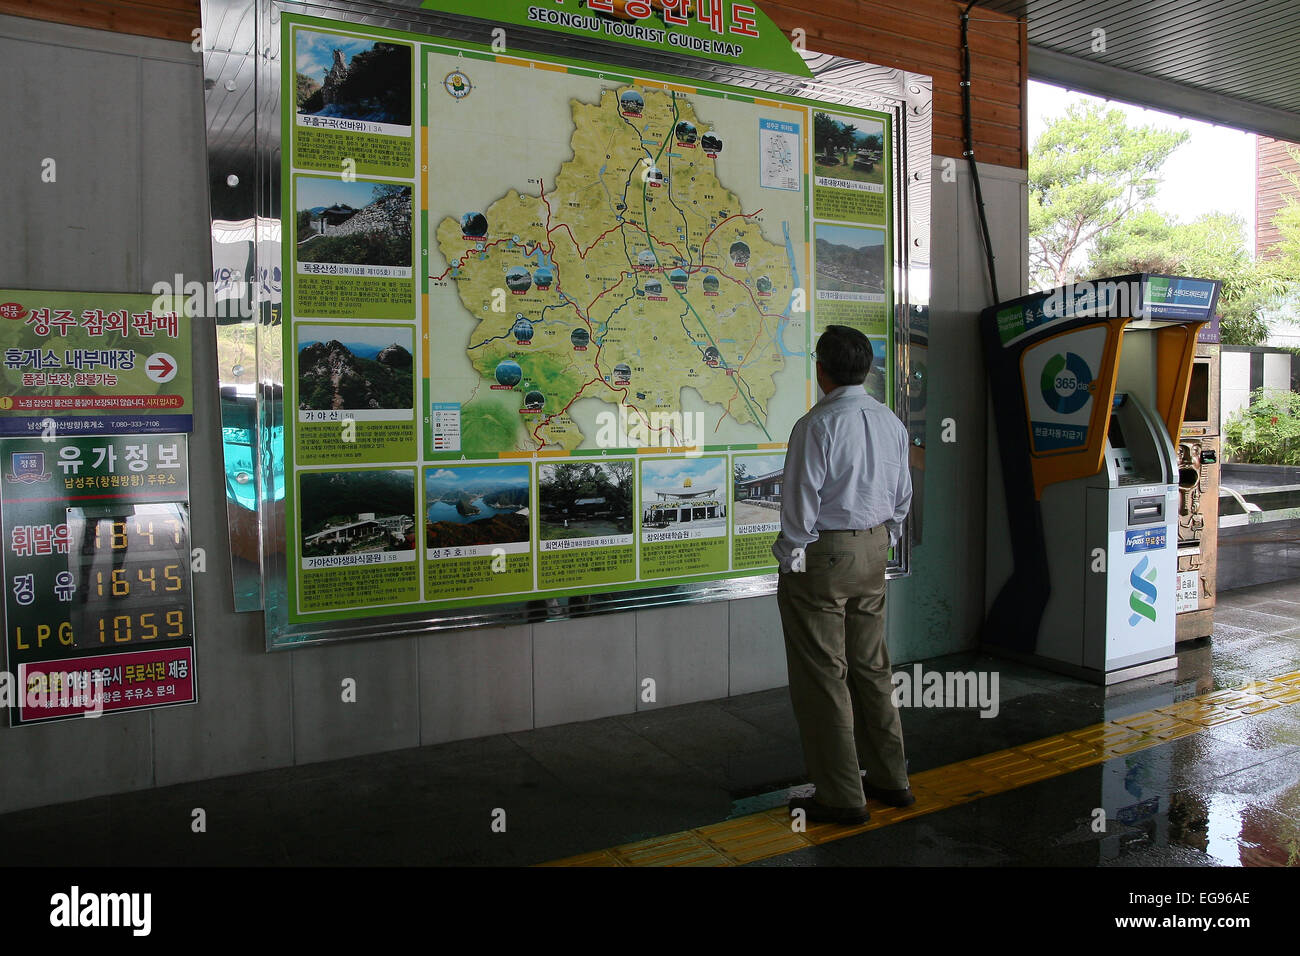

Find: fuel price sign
[1,434,197,724]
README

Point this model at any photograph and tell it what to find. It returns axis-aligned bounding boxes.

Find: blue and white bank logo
[1128,555,1158,627]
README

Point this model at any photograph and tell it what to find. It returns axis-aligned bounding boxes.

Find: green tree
[1223,389,1300,465]
[813,112,836,162]
[1086,208,1286,344]
[541,462,584,510]
[1089,209,1248,278]
[1029,102,1189,288]
[1085,145,1300,345]
[605,460,633,516]
[1271,197,1300,264]
[295,72,321,109]
[835,123,858,165]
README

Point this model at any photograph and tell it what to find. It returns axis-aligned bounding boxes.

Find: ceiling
[976,0,1300,141]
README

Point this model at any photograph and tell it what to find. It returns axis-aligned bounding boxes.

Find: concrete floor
[2,578,1297,867]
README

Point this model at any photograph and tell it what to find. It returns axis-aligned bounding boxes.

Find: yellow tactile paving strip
[538,669,1300,867]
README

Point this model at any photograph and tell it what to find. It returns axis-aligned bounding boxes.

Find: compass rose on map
[444,71,472,99]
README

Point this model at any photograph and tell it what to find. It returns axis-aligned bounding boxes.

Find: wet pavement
[1,578,1297,867]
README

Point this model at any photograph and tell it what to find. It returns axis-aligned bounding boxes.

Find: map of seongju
[435,84,800,452]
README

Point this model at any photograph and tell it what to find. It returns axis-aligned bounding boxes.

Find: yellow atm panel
[982,274,1221,682]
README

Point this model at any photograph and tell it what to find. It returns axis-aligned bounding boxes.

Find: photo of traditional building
[642,479,727,528]
[295,176,413,268]
[505,267,533,292]
[735,468,782,500]
[304,512,412,549]
[312,204,357,234]
[299,470,417,558]
[538,460,634,540]
[732,454,786,527]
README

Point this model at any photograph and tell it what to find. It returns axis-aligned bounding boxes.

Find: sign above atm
[994,274,1222,347]
[1142,275,1220,321]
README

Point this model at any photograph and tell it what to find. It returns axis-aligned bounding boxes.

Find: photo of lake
[426,496,521,524]
[424,464,531,549]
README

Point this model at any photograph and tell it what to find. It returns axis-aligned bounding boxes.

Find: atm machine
[981,274,1221,684]
[1174,330,1222,642]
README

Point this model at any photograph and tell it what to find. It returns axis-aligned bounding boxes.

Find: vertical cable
[962,1,1001,305]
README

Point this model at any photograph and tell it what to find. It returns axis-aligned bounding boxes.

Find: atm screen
[1108,415,1128,450]
[1186,361,1210,423]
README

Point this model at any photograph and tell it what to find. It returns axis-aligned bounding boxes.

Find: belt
[819,525,883,535]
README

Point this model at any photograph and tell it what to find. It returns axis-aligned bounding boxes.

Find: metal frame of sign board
[200,0,932,648]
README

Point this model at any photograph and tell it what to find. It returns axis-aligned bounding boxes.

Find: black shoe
[788,796,870,825]
[862,781,916,807]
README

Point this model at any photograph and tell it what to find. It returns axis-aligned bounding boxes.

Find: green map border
[279,12,896,625]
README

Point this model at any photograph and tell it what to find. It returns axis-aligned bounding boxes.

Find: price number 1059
[95,609,187,644]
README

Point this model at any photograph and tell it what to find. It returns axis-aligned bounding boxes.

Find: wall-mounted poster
[259,0,914,640]
[1,434,196,724]
[0,290,192,436]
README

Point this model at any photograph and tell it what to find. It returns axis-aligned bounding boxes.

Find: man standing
[773,325,913,824]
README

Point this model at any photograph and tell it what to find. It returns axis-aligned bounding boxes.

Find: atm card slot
[1128,496,1165,526]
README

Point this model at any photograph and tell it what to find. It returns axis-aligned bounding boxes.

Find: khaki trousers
[776,526,908,807]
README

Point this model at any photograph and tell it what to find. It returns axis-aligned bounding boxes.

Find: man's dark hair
[815,325,874,386]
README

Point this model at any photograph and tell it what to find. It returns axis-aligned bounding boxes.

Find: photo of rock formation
[294,32,411,125]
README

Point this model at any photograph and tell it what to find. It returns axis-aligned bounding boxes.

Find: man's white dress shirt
[772,384,912,573]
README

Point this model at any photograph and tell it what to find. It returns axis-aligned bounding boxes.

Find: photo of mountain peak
[297,325,414,411]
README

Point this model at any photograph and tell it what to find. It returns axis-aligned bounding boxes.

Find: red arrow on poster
[145,352,179,384]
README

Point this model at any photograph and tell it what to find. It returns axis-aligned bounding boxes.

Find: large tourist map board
[279,6,895,625]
